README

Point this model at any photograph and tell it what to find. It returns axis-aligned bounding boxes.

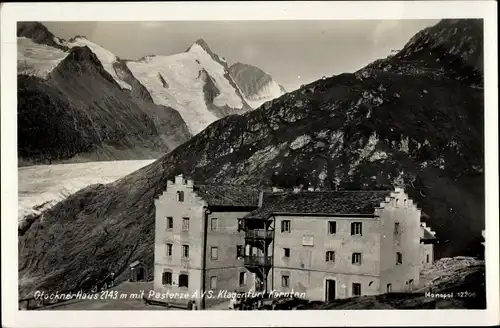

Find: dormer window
[176,191,184,202]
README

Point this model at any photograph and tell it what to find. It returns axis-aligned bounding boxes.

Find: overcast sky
[43,20,439,91]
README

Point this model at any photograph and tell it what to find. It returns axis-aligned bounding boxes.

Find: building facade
[153,175,259,309]
[153,175,436,308]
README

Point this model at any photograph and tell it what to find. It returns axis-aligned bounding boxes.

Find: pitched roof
[193,185,261,207]
[245,190,392,219]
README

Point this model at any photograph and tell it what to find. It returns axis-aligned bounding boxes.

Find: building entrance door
[136,267,145,281]
[325,279,336,302]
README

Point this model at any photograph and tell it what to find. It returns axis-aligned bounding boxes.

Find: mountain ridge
[17,22,283,161]
[17,22,68,51]
[18,45,191,165]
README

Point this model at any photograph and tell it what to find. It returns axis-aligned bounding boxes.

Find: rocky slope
[229,62,286,109]
[18,19,484,297]
[17,22,68,51]
[126,39,252,135]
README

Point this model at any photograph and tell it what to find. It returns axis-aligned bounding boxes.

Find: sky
[43,20,439,91]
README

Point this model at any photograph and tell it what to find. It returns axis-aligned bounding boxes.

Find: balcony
[245,229,273,240]
[244,255,273,267]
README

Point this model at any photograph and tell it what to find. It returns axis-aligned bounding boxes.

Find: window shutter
[351,223,355,235]
[281,220,285,232]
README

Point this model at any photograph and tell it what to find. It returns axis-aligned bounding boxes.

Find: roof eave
[207,205,260,212]
[245,212,378,219]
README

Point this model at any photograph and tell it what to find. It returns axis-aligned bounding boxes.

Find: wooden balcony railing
[245,229,273,239]
[244,255,273,267]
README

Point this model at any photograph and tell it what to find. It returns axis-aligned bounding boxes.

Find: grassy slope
[18,19,484,298]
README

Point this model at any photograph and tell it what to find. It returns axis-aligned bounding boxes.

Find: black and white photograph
[1,1,498,327]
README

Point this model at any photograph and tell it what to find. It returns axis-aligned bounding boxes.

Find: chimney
[258,191,264,207]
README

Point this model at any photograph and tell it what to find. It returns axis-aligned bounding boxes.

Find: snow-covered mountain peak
[186,38,227,68]
[191,38,211,51]
[126,46,249,135]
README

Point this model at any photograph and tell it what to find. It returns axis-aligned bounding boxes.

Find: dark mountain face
[18,19,484,296]
[17,22,68,51]
[228,62,286,108]
[18,46,191,165]
[229,62,273,97]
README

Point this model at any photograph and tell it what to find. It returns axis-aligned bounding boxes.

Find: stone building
[153,175,436,308]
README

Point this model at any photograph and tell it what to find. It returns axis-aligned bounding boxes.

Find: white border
[1,1,498,327]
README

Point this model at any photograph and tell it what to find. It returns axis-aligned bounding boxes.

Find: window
[210,276,217,289]
[326,251,335,262]
[352,252,362,265]
[236,245,244,259]
[237,218,245,232]
[328,221,337,234]
[409,279,414,290]
[176,191,184,202]
[179,273,189,287]
[352,283,361,296]
[162,271,172,285]
[404,199,407,207]
[166,217,173,230]
[211,218,218,231]
[395,199,399,207]
[182,217,189,231]
[396,252,403,265]
[182,245,190,258]
[386,283,392,293]
[281,275,289,287]
[211,247,218,260]
[239,272,247,286]
[394,222,400,235]
[426,254,430,263]
[283,248,290,258]
[351,222,362,236]
[166,243,173,257]
[281,220,291,233]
